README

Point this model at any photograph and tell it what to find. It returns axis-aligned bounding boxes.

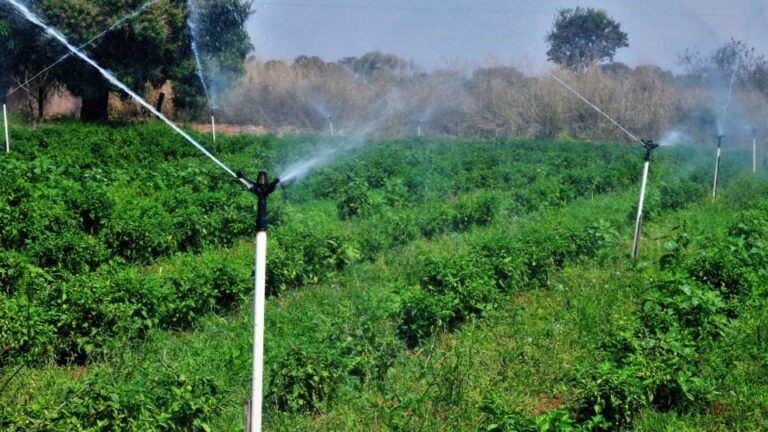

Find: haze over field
[248,0,768,71]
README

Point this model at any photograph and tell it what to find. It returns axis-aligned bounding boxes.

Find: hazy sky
[247,0,768,72]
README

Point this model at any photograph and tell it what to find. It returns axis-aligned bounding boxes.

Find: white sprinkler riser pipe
[3,104,9,153]
[713,147,721,199]
[211,115,217,143]
[251,231,267,432]
[418,124,421,137]
[632,160,650,259]
[329,121,335,137]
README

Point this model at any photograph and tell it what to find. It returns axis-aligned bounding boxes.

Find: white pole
[713,146,721,200]
[753,136,757,175]
[632,160,650,259]
[250,230,267,432]
[211,114,217,143]
[3,104,9,153]
[329,120,335,137]
[417,122,422,138]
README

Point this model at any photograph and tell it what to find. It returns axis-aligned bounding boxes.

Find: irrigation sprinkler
[2,93,9,153]
[4,8,282,431]
[328,115,335,136]
[237,171,279,432]
[632,139,659,259]
[713,135,724,200]
[417,119,422,137]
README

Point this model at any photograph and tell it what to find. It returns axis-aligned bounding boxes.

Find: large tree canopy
[1,0,253,121]
[546,7,629,71]
[191,0,253,98]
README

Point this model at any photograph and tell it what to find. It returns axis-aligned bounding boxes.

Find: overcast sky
[247,0,768,72]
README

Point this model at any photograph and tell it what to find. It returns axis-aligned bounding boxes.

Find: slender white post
[211,114,217,143]
[753,136,757,175]
[239,170,278,432]
[712,142,722,200]
[632,160,650,259]
[251,230,267,432]
[3,104,9,153]
[417,121,422,138]
[328,116,335,137]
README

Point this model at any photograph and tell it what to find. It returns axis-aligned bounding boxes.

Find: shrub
[398,287,460,348]
[0,296,56,368]
[572,361,648,428]
[452,191,498,230]
[398,253,495,346]
[337,179,376,220]
[268,345,343,413]
[267,222,358,294]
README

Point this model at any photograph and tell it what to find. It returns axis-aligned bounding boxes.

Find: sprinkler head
[716,135,724,147]
[641,139,659,161]
[237,171,280,231]
[239,171,279,198]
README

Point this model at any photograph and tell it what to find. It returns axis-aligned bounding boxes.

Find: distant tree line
[217,38,768,144]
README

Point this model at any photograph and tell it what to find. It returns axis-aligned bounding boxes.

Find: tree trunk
[80,82,110,122]
[155,92,165,113]
[37,86,46,119]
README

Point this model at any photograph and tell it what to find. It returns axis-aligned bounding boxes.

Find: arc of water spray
[7,0,159,97]
[186,0,217,142]
[546,71,642,144]
[2,0,238,179]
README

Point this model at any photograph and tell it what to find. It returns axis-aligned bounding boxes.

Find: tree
[192,0,254,97]
[546,7,629,71]
[679,39,768,93]
[0,3,62,115]
[2,0,252,121]
[338,51,411,79]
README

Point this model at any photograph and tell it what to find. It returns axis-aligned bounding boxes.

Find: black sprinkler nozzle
[641,139,659,162]
[716,135,724,148]
[237,171,280,232]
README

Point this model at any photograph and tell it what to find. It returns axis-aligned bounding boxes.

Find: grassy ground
[1,122,766,430]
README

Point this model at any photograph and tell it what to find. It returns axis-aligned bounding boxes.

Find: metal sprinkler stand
[632,139,659,259]
[237,171,279,432]
[2,92,9,153]
[211,106,217,143]
[713,135,724,200]
[753,129,757,175]
[417,119,422,138]
[328,115,335,136]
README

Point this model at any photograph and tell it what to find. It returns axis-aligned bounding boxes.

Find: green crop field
[1,121,767,431]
